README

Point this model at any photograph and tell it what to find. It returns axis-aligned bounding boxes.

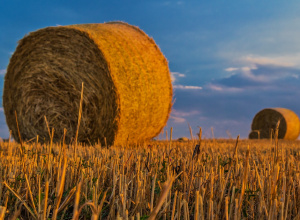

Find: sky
[1,0,300,139]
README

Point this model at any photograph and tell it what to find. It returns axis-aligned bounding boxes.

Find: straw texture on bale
[3,22,172,145]
[249,108,300,140]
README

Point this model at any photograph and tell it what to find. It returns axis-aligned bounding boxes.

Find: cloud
[220,55,300,89]
[224,65,271,83]
[241,55,296,68]
[0,108,3,112]
[211,68,300,92]
[169,109,200,124]
[173,85,202,90]
[170,72,185,83]
[217,17,300,73]
[169,115,186,123]
[225,67,239,72]
[171,71,202,90]
[172,109,200,117]
[206,83,243,92]
[219,15,300,67]
[0,69,6,75]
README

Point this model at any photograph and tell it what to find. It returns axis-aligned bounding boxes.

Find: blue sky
[1,0,300,139]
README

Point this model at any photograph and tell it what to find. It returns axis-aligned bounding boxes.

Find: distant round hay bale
[3,22,172,145]
[249,108,300,140]
[177,137,189,142]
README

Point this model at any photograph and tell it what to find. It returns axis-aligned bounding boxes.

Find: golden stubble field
[0,135,300,220]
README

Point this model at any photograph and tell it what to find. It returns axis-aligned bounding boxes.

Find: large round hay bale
[249,108,300,140]
[3,22,172,145]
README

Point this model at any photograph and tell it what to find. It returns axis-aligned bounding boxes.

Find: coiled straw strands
[3,22,172,145]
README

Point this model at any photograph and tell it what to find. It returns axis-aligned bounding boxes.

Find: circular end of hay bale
[4,27,119,144]
[250,108,300,140]
[3,23,172,145]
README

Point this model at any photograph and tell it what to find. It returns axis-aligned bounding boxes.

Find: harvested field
[0,136,300,219]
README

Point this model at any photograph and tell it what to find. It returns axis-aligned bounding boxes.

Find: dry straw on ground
[1,137,300,219]
[249,108,300,140]
[3,22,172,145]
